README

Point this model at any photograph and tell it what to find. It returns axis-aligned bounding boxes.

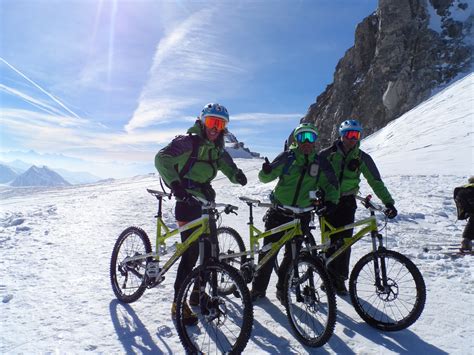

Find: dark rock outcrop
[304,0,472,147]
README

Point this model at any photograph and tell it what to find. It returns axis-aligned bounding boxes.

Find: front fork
[197,217,219,315]
[371,230,388,290]
[291,237,315,302]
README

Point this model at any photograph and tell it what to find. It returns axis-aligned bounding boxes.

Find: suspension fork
[198,210,219,313]
[370,214,388,290]
[290,236,311,302]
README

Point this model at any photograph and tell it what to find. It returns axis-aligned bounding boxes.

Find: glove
[323,201,337,216]
[235,169,247,186]
[384,203,398,219]
[170,181,191,201]
[262,157,272,174]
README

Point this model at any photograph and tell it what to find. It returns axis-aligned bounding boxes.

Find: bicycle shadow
[109,300,173,354]
[251,299,333,354]
[331,298,447,354]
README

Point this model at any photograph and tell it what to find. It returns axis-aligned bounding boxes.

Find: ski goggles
[204,116,227,131]
[296,131,318,143]
[343,130,361,140]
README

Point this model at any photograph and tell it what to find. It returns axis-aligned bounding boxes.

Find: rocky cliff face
[304,0,472,147]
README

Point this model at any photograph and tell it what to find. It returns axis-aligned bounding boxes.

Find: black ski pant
[173,200,216,301]
[463,216,474,240]
[324,195,357,281]
[252,208,311,295]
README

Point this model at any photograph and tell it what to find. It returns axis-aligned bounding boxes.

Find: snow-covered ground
[1,74,473,353]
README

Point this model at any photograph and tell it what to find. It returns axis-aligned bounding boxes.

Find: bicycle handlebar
[192,195,239,214]
[355,195,384,212]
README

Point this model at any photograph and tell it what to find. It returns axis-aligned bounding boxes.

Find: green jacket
[258,146,340,207]
[155,121,241,200]
[320,140,394,205]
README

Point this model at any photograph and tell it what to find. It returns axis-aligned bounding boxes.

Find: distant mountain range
[0,164,18,183]
[0,160,102,186]
[9,165,71,187]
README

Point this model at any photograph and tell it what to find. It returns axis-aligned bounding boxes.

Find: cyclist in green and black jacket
[320,119,397,295]
[251,123,340,303]
[155,103,247,325]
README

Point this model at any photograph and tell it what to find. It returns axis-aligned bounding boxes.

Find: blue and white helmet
[200,103,229,122]
[339,119,362,135]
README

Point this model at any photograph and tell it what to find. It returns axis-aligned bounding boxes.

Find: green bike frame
[318,211,378,266]
[122,205,211,281]
[249,219,304,272]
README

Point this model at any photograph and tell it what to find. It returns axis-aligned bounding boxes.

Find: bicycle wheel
[283,255,337,347]
[349,249,426,331]
[175,261,253,354]
[216,226,246,295]
[110,226,152,303]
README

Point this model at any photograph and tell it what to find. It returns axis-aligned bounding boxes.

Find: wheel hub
[376,277,399,301]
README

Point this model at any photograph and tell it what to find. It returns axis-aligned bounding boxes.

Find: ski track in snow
[0,159,472,354]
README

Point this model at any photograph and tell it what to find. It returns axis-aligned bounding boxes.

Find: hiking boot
[332,277,349,296]
[333,278,348,296]
[461,238,472,251]
[250,289,266,302]
[171,302,198,326]
[188,289,211,307]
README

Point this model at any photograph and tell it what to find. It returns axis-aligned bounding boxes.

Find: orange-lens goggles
[344,130,361,140]
[204,116,227,131]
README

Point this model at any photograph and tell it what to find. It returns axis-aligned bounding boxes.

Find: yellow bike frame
[318,214,378,266]
[248,219,304,272]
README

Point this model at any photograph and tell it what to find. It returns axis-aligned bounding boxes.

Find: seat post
[156,196,163,218]
[248,203,254,225]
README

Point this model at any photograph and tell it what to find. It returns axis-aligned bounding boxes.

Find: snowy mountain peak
[224,131,261,159]
[10,165,71,187]
[0,164,18,183]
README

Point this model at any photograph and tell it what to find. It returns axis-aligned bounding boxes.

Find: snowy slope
[1,75,473,354]
[363,73,473,176]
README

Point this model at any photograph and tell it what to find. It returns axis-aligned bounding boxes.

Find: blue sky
[0,0,377,178]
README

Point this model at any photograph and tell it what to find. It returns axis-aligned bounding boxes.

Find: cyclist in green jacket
[155,103,247,325]
[251,123,340,303]
[320,119,397,295]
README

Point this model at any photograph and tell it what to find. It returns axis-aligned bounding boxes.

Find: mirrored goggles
[296,131,318,143]
[343,130,361,140]
[204,116,227,131]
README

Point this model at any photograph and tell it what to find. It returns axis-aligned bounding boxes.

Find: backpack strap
[282,150,296,175]
[179,135,200,179]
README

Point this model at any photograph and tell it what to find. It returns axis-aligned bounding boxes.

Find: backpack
[454,185,474,220]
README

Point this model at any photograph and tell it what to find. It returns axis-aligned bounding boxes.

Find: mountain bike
[309,193,426,331]
[110,189,253,354]
[217,196,337,347]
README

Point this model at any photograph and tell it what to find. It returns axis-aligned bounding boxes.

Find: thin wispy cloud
[126,5,246,132]
[232,112,303,123]
[0,57,83,119]
[0,84,69,118]
[1,108,180,156]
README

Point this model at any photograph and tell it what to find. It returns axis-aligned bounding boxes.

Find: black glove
[262,157,272,174]
[170,181,191,201]
[384,203,398,219]
[323,201,338,216]
[235,169,247,186]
